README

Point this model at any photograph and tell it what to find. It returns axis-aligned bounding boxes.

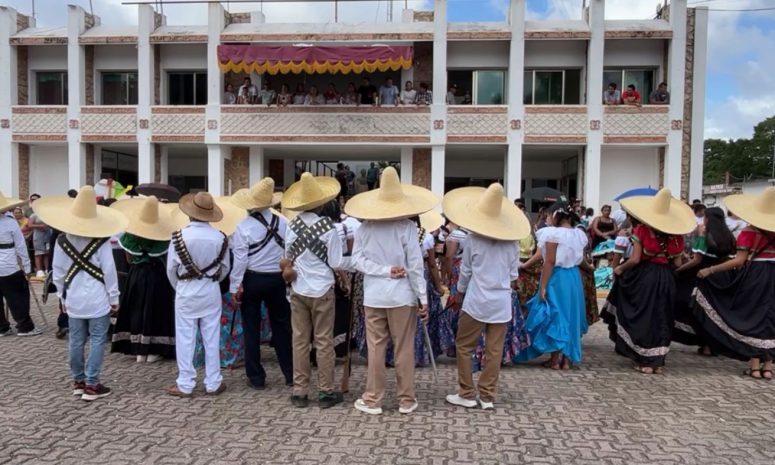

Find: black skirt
[111,259,176,358]
[692,261,775,362]
[673,255,724,346]
[333,281,352,358]
[601,261,675,368]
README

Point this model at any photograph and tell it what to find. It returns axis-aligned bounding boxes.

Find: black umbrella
[521,187,567,204]
[134,183,182,203]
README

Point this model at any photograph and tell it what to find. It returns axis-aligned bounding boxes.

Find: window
[101,72,138,105]
[168,72,207,105]
[36,72,68,105]
[447,69,506,104]
[100,149,138,187]
[523,69,582,105]
[603,69,655,104]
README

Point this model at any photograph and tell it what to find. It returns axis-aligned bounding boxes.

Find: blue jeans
[69,314,110,386]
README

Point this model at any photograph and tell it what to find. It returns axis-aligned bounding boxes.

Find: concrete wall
[604,39,664,68]
[93,45,138,105]
[158,44,207,104]
[525,41,587,68]
[600,146,660,205]
[447,41,509,69]
[168,153,207,176]
[28,145,69,196]
[27,46,68,104]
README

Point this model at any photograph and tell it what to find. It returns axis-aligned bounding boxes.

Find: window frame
[35,71,68,105]
[523,69,583,105]
[602,68,657,105]
[472,69,507,105]
[166,70,207,105]
[100,71,138,105]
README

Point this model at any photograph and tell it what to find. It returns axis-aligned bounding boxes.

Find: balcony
[447,106,507,143]
[80,106,137,143]
[219,106,431,144]
[10,107,67,142]
[524,106,588,144]
[603,105,669,143]
[150,106,206,143]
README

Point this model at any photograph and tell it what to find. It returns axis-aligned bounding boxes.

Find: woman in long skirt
[601,189,694,374]
[692,187,775,379]
[442,224,468,355]
[673,207,735,352]
[516,205,588,369]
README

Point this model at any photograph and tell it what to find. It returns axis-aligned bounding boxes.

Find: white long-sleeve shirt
[0,214,31,277]
[458,233,519,324]
[52,234,119,319]
[285,212,350,299]
[166,222,230,319]
[229,209,287,293]
[352,219,427,308]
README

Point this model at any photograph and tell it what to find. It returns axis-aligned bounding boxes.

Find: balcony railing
[10,106,67,142]
[151,106,206,143]
[81,106,137,142]
[524,106,588,143]
[447,106,508,143]
[603,105,669,143]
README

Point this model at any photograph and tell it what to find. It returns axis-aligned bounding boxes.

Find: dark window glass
[168,72,207,105]
[523,71,533,105]
[564,69,581,104]
[195,73,207,105]
[102,72,138,105]
[36,72,67,105]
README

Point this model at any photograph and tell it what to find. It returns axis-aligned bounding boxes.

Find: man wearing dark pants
[0,194,40,337]
[230,178,293,388]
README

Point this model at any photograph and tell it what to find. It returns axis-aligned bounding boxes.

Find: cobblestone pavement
[1,286,774,465]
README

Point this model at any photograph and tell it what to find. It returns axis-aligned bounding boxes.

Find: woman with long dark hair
[601,189,695,374]
[590,204,618,249]
[673,207,735,352]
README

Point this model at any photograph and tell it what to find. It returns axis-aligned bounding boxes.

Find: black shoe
[55,328,68,340]
[291,395,309,408]
[246,379,266,390]
[285,378,294,387]
[319,391,344,409]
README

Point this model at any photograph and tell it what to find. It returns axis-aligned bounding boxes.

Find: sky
[5,0,775,141]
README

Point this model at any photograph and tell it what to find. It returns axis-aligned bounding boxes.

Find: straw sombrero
[0,191,27,213]
[282,173,340,212]
[724,186,775,233]
[620,188,695,235]
[419,210,443,232]
[179,191,223,223]
[110,196,188,241]
[230,178,283,211]
[212,196,248,236]
[345,167,438,221]
[442,183,530,241]
[31,186,129,238]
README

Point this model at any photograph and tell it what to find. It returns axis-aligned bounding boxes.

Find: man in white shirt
[281,173,349,409]
[230,178,293,389]
[35,186,128,401]
[238,77,258,104]
[166,192,230,398]
[443,183,530,410]
[0,195,39,337]
[345,167,438,415]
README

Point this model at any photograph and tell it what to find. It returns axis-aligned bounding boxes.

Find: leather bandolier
[171,229,228,282]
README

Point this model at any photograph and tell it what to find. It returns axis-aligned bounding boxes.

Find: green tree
[703,115,775,184]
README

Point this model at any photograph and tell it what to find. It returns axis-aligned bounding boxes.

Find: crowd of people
[1,174,773,409]
[603,81,670,105]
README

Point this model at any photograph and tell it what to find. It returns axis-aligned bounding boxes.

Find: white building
[0,0,708,210]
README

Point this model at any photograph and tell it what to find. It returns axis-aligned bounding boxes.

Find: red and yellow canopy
[217,45,413,75]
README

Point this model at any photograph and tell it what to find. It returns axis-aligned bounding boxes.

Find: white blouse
[536,226,588,268]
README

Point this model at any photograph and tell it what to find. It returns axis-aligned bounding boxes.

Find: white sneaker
[17,327,42,337]
[146,355,162,363]
[136,355,147,363]
[354,398,382,415]
[479,399,494,410]
[398,401,418,414]
[445,394,477,408]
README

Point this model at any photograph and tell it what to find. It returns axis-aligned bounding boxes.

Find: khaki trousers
[290,289,336,396]
[456,312,508,403]
[362,305,417,409]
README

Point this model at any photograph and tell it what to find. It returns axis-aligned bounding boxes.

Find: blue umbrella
[614,187,658,201]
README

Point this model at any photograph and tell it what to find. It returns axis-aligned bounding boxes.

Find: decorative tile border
[12,106,67,114]
[220,33,434,42]
[604,105,669,114]
[151,135,205,142]
[447,135,507,143]
[82,135,137,143]
[79,36,138,45]
[604,136,667,144]
[12,134,67,142]
[150,35,208,43]
[9,37,68,45]
[0,119,9,129]
[524,135,586,144]
[448,31,511,40]
[525,31,591,40]
[605,30,672,39]
[81,106,137,114]
[525,106,587,114]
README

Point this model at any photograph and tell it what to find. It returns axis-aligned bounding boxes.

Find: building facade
[0,0,708,210]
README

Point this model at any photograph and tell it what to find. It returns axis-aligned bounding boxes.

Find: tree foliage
[704,115,775,184]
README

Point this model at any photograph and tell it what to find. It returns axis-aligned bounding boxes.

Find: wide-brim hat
[279,207,301,221]
[110,196,188,241]
[724,187,775,233]
[0,191,27,213]
[620,188,695,235]
[345,167,439,221]
[211,196,248,236]
[443,183,530,241]
[31,186,129,238]
[419,210,443,232]
[282,173,340,212]
[230,178,283,211]
[179,191,223,223]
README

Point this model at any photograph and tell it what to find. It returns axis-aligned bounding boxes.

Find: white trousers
[175,310,222,394]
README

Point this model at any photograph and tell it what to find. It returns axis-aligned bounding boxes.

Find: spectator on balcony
[324,83,340,105]
[238,77,258,104]
[414,82,432,105]
[378,77,400,107]
[223,83,237,105]
[400,81,417,105]
[603,83,621,105]
[343,82,358,105]
[259,81,276,107]
[277,83,292,107]
[648,82,670,104]
[293,83,307,105]
[446,84,458,105]
[304,85,325,106]
[462,90,473,105]
[622,84,641,106]
[357,77,377,106]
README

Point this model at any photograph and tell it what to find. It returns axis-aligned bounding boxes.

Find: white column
[283,159,295,189]
[689,6,708,201]
[0,7,19,195]
[137,141,154,184]
[431,145,445,198]
[93,147,102,184]
[505,0,525,200]
[207,144,224,195]
[159,145,169,184]
[400,147,413,185]
[67,5,87,189]
[665,0,687,196]
[249,145,265,185]
[205,3,225,148]
[431,0,448,146]
[584,0,605,210]
[137,4,155,184]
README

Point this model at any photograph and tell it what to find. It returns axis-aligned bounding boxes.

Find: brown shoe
[166,384,193,398]
[206,383,227,396]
